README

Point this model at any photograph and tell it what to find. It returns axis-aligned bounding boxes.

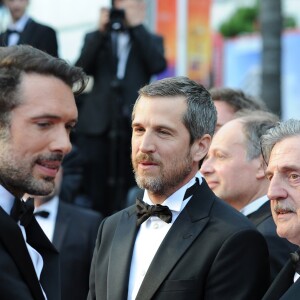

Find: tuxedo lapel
[24,216,60,300]
[247,201,271,226]
[18,18,34,45]
[281,275,300,299]
[52,203,70,251]
[0,208,45,300]
[136,180,214,300]
[0,32,9,46]
[263,260,295,299]
[108,206,139,300]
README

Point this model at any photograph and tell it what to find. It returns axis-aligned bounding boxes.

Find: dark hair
[133,76,217,143]
[0,45,88,127]
[209,87,267,112]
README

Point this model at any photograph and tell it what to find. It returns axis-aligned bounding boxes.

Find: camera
[109,8,126,32]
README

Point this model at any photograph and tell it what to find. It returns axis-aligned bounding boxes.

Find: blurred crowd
[1,0,300,300]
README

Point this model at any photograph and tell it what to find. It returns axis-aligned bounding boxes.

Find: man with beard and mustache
[261,119,300,300]
[87,76,270,300]
[0,45,87,300]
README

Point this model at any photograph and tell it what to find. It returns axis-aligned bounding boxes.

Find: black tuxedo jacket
[75,25,167,135]
[247,201,297,281]
[52,202,102,300]
[87,180,270,300]
[0,207,60,300]
[0,18,58,57]
[263,257,300,300]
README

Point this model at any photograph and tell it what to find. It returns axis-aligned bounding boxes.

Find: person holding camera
[75,0,167,217]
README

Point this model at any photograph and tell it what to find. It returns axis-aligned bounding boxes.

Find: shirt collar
[8,14,29,32]
[0,185,15,215]
[143,172,202,213]
[34,195,59,218]
[240,195,269,216]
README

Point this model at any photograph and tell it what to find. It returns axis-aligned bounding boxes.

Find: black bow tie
[136,178,199,226]
[136,198,172,226]
[34,210,50,218]
[290,250,300,275]
[7,29,21,35]
[10,197,35,227]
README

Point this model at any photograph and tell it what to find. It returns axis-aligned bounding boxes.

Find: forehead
[268,136,300,170]
[211,120,245,149]
[133,95,187,123]
[214,101,235,121]
[15,73,77,116]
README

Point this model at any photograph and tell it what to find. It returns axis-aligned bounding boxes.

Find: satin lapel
[263,260,295,299]
[281,274,300,299]
[0,208,45,300]
[136,180,214,300]
[108,206,139,300]
[26,217,60,300]
[52,203,70,251]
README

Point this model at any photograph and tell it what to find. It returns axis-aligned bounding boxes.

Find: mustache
[35,153,64,164]
[135,153,160,165]
[273,202,296,214]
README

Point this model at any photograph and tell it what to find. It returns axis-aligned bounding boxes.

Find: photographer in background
[75,0,167,217]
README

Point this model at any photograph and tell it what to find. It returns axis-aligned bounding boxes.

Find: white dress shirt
[111,31,131,79]
[0,185,47,299]
[127,173,202,300]
[7,14,29,46]
[34,196,59,242]
[240,195,269,217]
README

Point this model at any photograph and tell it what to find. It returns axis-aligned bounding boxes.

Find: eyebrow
[266,165,300,176]
[32,115,78,123]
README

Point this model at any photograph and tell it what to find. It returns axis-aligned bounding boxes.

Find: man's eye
[216,153,225,159]
[133,127,144,133]
[37,122,51,128]
[290,173,300,180]
[159,130,169,135]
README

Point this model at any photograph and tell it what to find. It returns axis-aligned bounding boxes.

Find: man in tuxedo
[87,76,270,300]
[261,119,300,299]
[34,166,103,300]
[200,112,297,281]
[0,0,58,57]
[75,0,167,216]
[209,87,267,131]
[0,45,87,300]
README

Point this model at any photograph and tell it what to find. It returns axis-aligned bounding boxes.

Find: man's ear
[256,155,267,180]
[191,134,211,163]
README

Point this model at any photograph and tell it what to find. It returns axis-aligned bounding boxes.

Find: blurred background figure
[74,0,167,216]
[33,166,103,300]
[59,145,86,205]
[200,111,297,281]
[0,0,58,57]
[209,87,268,131]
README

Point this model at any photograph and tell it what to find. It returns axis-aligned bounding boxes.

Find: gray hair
[237,111,279,160]
[133,76,217,143]
[261,119,300,163]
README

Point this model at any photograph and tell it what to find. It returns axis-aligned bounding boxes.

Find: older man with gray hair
[261,119,300,299]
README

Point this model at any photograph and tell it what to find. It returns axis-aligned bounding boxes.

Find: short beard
[133,152,193,196]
